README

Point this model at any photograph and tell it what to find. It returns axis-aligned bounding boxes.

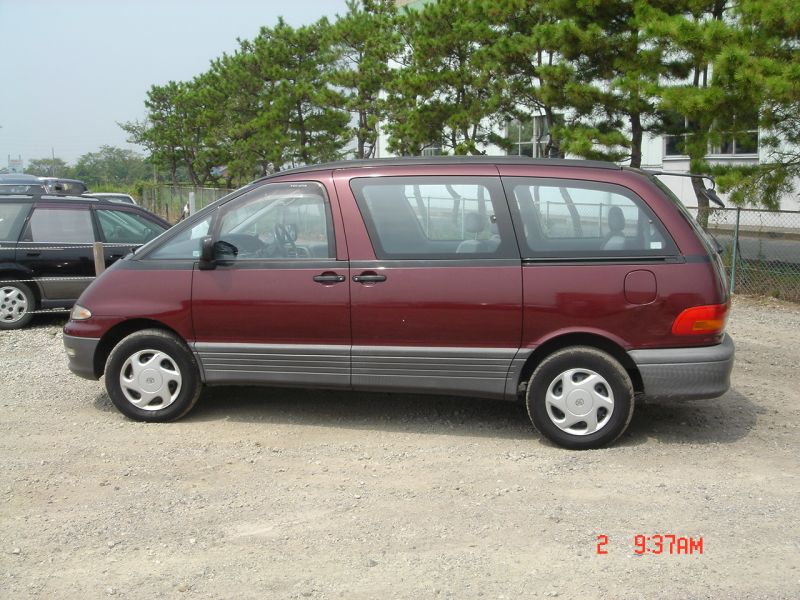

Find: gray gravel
[1,296,799,599]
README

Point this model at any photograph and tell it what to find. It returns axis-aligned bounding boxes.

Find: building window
[709,131,759,156]
[664,112,759,157]
[507,116,563,158]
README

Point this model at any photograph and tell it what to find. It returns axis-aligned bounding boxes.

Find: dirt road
[1,296,799,598]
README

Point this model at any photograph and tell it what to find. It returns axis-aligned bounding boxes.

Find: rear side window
[503,178,676,258]
[0,203,30,241]
[24,208,94,243]
[96,209,164,245]
[350,176,518,259]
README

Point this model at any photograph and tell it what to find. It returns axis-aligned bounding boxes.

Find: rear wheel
[105,329,202,421]
[526,346,634,450]
[0,281,35,330]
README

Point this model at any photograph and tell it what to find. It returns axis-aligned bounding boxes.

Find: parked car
[0,175,89,196]
[62,157,734,449]
[0,174,46,195]
[37,177,88,196]
[0,192,170,330]
[84,192,137,205]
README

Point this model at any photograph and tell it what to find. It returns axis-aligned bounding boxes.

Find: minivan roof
[255,156,621,182]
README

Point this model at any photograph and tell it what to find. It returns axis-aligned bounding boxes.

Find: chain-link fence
[686,206,800,302]
[140,185,235,223]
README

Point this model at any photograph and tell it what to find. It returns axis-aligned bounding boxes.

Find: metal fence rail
[687,206,800,302]
[140,185,234,223]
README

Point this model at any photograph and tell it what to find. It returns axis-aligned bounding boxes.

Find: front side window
[504,178,676,258]
[149,213,213,259]
[24,208,94,243]
[351,176,518,259]
[217,182,334,260]
[96,210,165,245]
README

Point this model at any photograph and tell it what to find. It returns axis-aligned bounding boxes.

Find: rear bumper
[63,334,100,380]
[630,334,734,401]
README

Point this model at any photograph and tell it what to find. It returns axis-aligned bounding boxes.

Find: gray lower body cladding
[194,343,531,400]
[194,343,350,389]
[630,334,735,401]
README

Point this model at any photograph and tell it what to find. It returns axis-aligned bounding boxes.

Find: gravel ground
[1,296,799,599]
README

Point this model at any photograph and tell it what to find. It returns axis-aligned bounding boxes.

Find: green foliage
[709,0,800,209]
[385,0,499,155]
[71,145,150,187]
[331,0,400,159]
[24,157,69,177]
[115,0,799,211]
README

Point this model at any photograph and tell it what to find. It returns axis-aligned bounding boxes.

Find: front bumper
[630,334,734,401]
[63,334,100,380]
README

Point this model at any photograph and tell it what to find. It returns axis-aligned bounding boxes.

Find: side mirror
[198,236,216,270]
[701,187,725,208]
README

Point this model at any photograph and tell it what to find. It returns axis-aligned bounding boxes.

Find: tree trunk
[692,175,710,229]
[630,112,643,169]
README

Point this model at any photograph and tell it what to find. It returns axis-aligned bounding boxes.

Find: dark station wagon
[0,193,169,329]
[63,158,734,449]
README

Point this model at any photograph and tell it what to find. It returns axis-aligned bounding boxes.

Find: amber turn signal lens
[671,304,729,336]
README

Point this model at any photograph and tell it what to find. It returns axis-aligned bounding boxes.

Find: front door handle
[313,272,346,284]
[26,251,41,257]
[352,273,387,284]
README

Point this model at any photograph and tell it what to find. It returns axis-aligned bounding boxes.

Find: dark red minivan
[63,158,734,449]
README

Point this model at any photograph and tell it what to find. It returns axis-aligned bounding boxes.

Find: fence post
[189,191,196,216]
[93,242,105,276]
[729,207,741,295]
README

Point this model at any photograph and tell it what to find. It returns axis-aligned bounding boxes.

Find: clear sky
[0,0,347,167]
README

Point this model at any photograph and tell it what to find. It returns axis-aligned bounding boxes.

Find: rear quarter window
[0,203,30,242]
[503,178,677,259]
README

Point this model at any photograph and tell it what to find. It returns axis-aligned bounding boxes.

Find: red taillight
[672,304,729,336]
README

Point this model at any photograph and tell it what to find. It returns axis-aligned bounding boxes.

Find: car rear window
[650,175,718,257]
[24,208,94,243]
[0,203,29,242]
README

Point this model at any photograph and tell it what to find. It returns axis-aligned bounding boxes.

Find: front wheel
[105,329,202,421]
[526,346,634,450]
[0,281,36,330]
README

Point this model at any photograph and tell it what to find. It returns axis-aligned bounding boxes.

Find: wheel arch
[0,269,41,306]
[517,332,643,398]
[94,318,185,378]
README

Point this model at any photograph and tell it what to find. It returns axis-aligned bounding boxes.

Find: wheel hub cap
[566,389,593,416]
[545,368,614,436]
[119,349,182,411]
[0,286,28,323]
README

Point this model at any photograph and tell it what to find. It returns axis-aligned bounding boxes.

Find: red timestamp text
[596,534,704,555]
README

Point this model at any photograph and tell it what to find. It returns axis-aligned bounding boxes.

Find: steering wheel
[273,223,298,257]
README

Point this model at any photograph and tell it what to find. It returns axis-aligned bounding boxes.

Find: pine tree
[385,0,498,155]
[712,0,800,209]
[331,0,400,159]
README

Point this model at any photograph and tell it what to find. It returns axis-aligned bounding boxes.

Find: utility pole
[51,147,56,176]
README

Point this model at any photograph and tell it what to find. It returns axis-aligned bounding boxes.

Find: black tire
[0,281,36,330]
[104,328,202,422]
[526,346,634,450]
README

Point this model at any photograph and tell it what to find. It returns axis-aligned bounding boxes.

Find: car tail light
[671,303,729,336]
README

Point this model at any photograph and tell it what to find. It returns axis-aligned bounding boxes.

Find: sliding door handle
[352,273,387,284]
[313,272,346,284]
